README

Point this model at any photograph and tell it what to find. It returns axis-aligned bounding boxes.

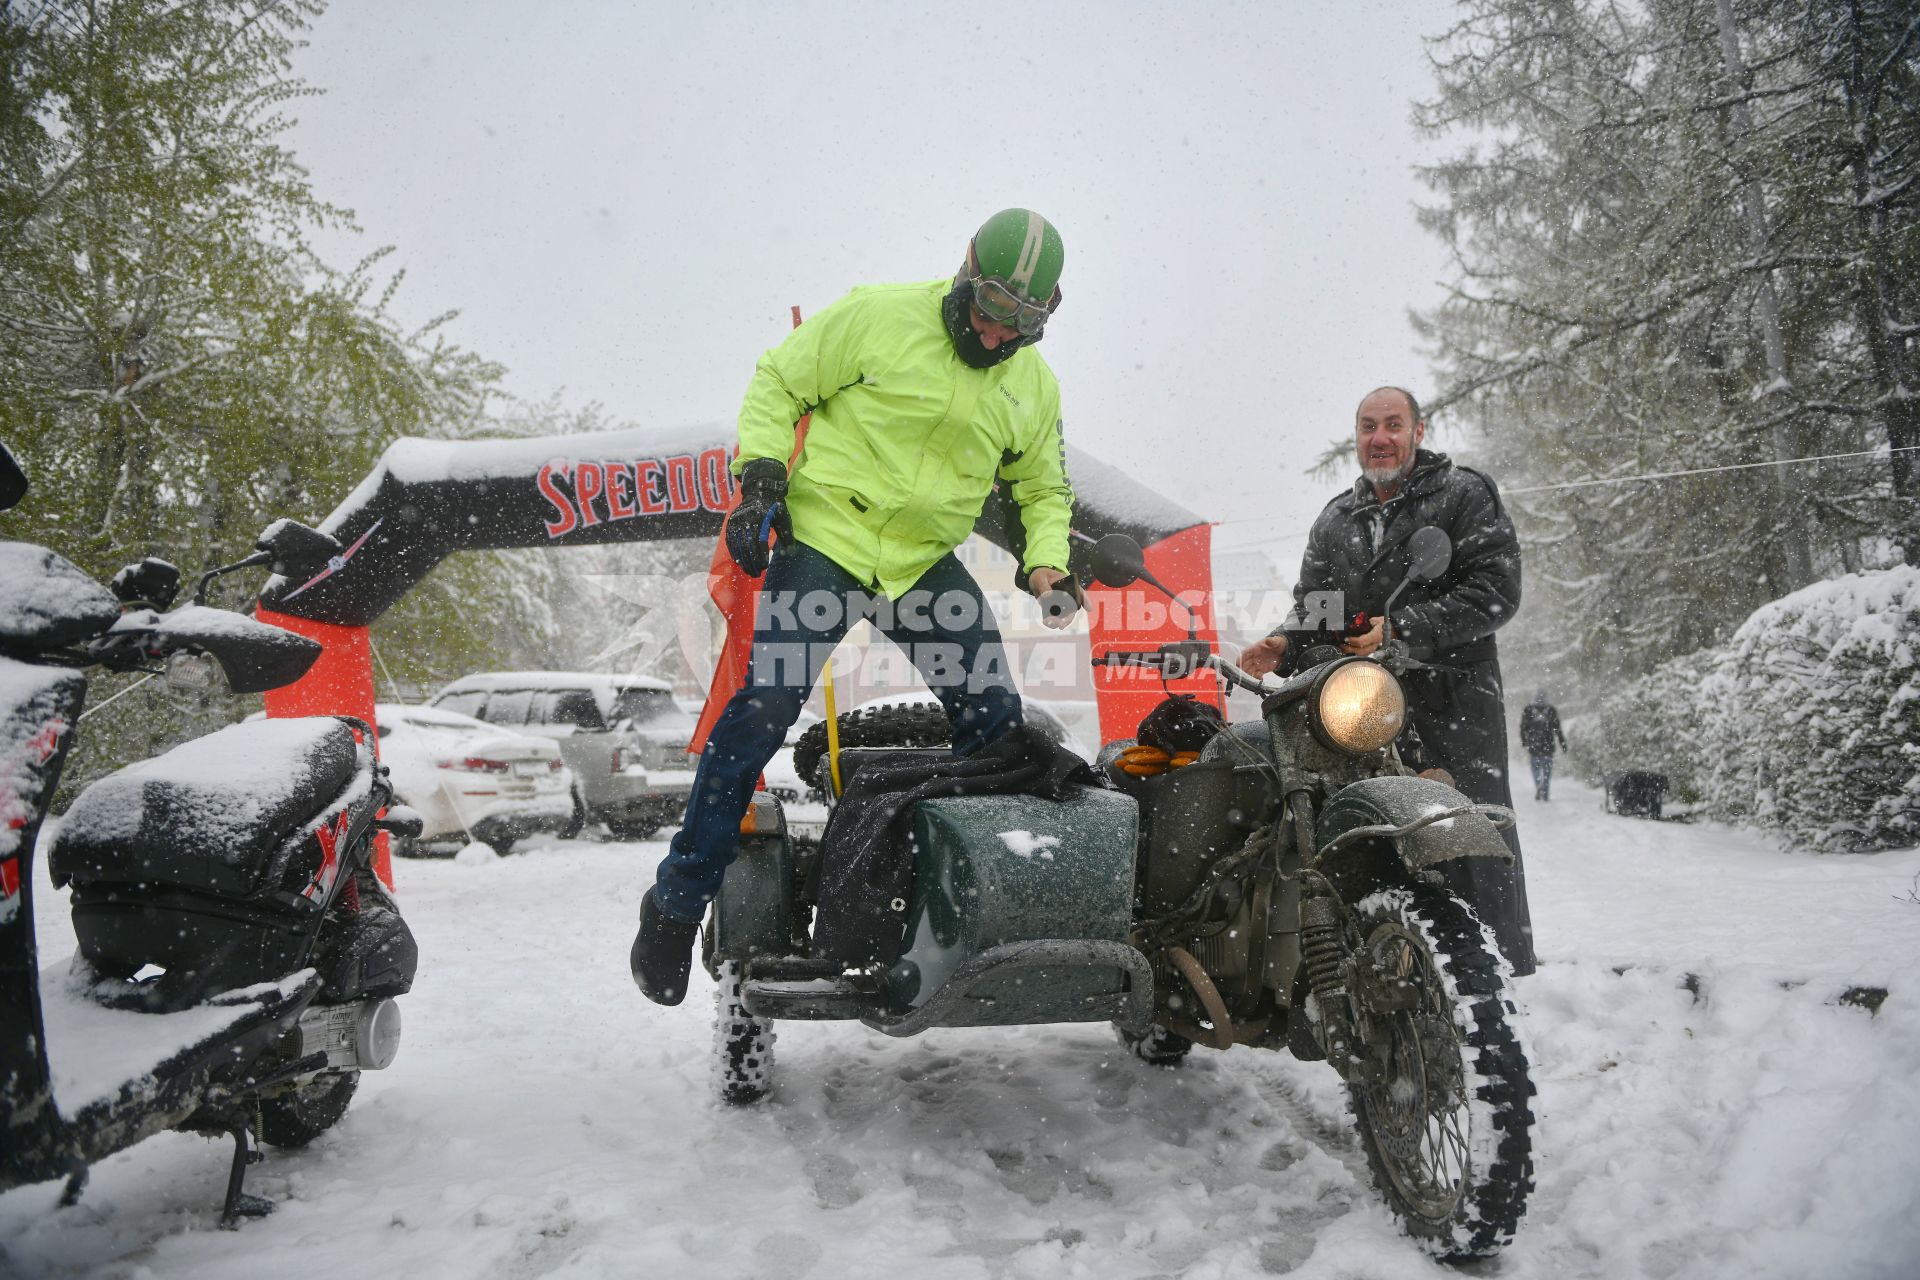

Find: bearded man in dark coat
[1239,386,1536,975]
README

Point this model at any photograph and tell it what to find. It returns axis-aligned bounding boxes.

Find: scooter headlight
[1308,659,1406,755]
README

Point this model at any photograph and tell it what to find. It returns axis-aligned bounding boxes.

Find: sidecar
[707,764,1153,1037]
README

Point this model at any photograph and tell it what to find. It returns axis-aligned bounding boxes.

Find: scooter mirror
[1088,534,1147,589]
[0,442,27,512]
[1408,527,1452,583]
[110,558,182,611]
[255,518,343,578]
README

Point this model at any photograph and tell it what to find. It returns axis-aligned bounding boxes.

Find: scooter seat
[51,717,360,899]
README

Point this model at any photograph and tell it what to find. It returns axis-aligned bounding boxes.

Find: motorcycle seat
[835,746,946,781]
[51,717,360,899]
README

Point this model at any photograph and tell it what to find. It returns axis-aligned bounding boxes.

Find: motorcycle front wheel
[1338,884,1534,1259]
[711,960,776,1105]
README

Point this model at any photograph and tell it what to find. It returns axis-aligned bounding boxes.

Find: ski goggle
[969,275,1058,339]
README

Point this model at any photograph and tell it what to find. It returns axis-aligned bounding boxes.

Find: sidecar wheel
[712,960,776,1105]
[258,1072,359,1148]
[1339,885,1534,1260]
[1114,1021,1193,1067]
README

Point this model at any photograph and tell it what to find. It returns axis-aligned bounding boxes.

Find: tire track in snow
[1238,1056,1373,1187]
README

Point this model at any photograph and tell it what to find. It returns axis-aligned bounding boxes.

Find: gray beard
[1362,458,1415,489]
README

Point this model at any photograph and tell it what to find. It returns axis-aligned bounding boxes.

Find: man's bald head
[1357,386,1422,425]
[1354,386,1427,498]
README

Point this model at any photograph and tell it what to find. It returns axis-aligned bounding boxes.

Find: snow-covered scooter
[0,444,421,1225]
[705,527,1534,1259]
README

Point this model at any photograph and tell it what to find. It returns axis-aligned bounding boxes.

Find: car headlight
[1308,659,1406,755]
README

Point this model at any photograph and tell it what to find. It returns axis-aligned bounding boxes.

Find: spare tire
[791,703,952,792]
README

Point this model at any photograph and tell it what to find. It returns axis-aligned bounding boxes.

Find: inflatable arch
[257,427,1220,874]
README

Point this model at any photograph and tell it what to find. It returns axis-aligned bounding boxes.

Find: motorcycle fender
[711,793,794,961]
[1314,775,1511,887]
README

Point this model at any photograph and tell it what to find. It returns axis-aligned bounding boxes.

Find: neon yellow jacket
[735,278,1074,598]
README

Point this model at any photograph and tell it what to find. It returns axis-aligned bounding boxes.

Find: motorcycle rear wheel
[1339,884,1533,1259]
[258,1072,359,1148]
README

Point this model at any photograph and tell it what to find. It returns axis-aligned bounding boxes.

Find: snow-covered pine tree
[1413,0,1918,701]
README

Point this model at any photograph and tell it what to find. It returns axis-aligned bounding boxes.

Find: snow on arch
[259,429,1211,629]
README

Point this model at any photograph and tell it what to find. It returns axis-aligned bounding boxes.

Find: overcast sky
[284,0,1459,558]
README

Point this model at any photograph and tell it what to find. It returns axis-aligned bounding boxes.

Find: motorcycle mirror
[255,518,343,578]
[0,442,27,512]
[1407,527,1452,583]
[1087,532,1201,641]
[1088,534,1147,589]
[110,558,182,611]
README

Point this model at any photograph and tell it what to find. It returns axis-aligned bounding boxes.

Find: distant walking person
[1519,692,1567,802]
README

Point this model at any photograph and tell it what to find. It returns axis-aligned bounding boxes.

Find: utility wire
[77,671,159,721]
[1502,445,1920,496]
[1210,444,1920,542]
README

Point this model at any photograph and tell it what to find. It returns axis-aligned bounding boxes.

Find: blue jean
[1530,752,1554,797]
[650,540,1023,922]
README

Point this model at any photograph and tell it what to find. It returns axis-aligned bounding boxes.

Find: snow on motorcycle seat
[51,717,361,899]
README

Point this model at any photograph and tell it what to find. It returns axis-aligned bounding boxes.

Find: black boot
[631,889,700,1006]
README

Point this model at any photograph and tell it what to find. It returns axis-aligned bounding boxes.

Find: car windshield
[613,687,695,729]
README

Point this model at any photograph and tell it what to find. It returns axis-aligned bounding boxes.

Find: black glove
[723,458,793,578]
[1022,566,1085,623]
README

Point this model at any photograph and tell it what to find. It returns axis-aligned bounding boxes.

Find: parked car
[243,704,574,854]
[764,714,830,845]
[372,703,574,854]
[429,672,695,839]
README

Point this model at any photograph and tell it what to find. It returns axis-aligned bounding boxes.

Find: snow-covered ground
[5,767,1919,1279]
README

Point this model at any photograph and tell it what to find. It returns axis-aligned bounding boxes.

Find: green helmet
[970,208,1065,304]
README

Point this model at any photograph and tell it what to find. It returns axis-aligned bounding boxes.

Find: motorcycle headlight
[1308,659,1406,755]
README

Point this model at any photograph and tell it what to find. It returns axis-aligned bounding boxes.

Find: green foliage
[0,1,494,572]
[0,0,590,796]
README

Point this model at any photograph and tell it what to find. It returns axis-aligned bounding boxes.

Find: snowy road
[6,768,1919,1279]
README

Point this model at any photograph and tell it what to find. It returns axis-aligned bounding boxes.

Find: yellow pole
[822,653,845,798]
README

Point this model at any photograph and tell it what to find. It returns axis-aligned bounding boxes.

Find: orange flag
[688,305,809,756]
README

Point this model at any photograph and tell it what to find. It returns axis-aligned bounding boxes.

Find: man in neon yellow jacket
[632,209,1079,1005]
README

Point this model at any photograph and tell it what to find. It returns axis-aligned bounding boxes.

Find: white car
[371,703,574,855]
[429,672,694,839]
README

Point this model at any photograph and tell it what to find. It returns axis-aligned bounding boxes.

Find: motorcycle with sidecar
[702,526,1534,1259]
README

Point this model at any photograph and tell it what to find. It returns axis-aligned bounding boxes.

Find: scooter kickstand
[218,1121,274,1229]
